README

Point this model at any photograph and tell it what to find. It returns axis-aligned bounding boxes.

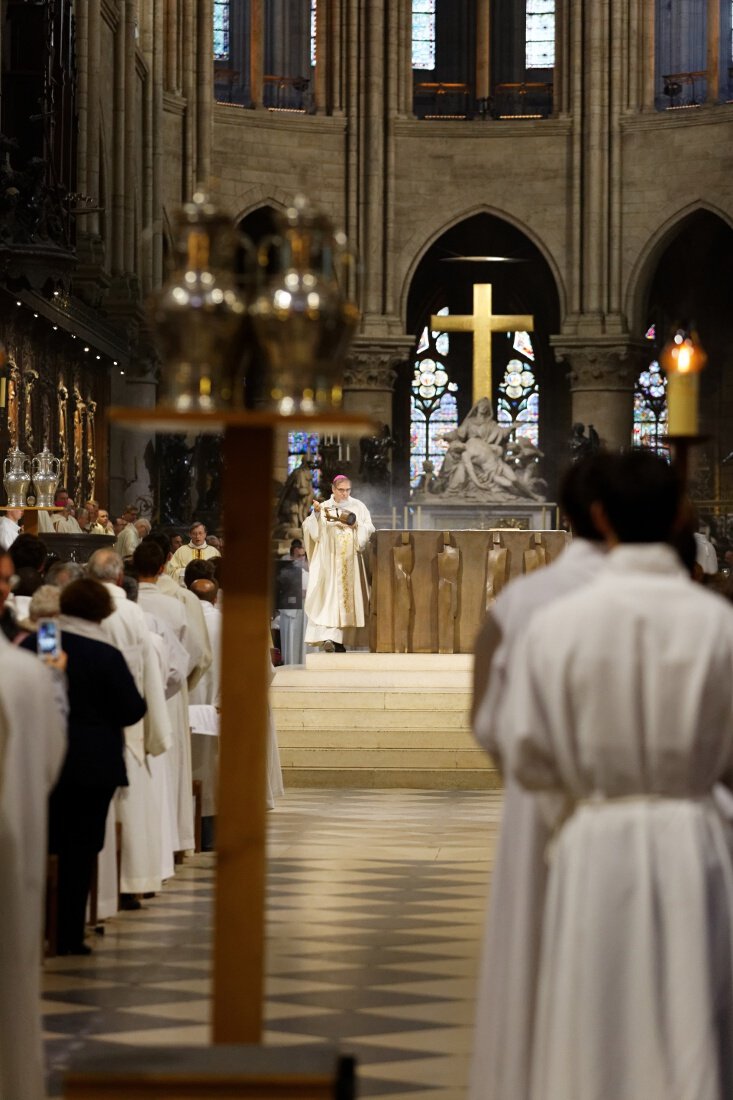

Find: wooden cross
[431,283,534,405]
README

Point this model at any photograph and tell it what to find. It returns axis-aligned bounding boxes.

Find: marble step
[272,651,495,790]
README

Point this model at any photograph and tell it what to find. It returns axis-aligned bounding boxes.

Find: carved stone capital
[551,336,649,393]
[344,336,414,391]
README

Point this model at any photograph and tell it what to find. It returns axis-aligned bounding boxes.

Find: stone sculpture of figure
[413,459,437,497]
[523,532,548,574]
[485,531,509,609]
[391,532,414,654]
[276,457,314,536]
[568,421,601,462]
[436,397,545,502]
[437,533,460,654]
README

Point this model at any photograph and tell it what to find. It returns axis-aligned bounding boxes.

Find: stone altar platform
[408,499,558,531]
[272,653,498,790]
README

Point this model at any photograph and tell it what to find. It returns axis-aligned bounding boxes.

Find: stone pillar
[111,0,127,274]
[399,0,413,117]
[343,337,414,428]
[87,0,102,238]
[552,337,648,451]
[182,0,196,198]
[197,0,213,186]
[76,0,89,198]
[123,0,137,275]
[707,0,721,103]
[329,0,343,114]
[314,0,328,112]
[249,0,265,108]
[153,0,164,285]
[165,0,178,90]
[475,0,490,101]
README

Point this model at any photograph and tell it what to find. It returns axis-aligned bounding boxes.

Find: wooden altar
[370,528,570,654]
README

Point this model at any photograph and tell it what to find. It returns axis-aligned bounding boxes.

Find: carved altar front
[370,529,570,654]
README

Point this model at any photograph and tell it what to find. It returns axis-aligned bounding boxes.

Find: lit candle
[661,329,707,438]
[392,506,397,529]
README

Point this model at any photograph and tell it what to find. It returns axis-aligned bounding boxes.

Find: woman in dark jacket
[22,577,146,954]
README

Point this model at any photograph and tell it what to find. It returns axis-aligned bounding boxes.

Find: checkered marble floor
[42,789,502,1099]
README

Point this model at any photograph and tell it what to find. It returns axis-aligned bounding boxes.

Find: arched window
[410,307,459,487]
[633,325,668,455]
[526,1,555,69]
[497,331,540,447]
[412,0,436,70]
[213,0,230,60]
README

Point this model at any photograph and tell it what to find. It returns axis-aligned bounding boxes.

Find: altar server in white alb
[496,450,733,1100]
[303,475,374,652]
[469,454,608,1100]
[0,551,66,1100]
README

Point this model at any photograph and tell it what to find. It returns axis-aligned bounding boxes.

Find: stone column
[197,0,213,186]
[182,0,196,198]
[153,0,164,285]
[552,337,648,451]
[249,0,265,108]
[707,0,721,103]
[399,0,413,117]
[87,0,102,238]
[640,0,655,110]
[111,0,127,274]
[166,0,178,91]
[475,0,490,102]
[343,336,414,428]
[123,0,137,275]
[314,0,328,112]
[76,0,89,198]
[330,0,343,114]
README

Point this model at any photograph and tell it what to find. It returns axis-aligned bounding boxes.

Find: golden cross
[431,283,534,405]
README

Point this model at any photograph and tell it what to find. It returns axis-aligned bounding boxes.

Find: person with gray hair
[135,517,152,540]
[28,585,61,623]
[87,548,125,584]
[88,544,173,904]
[45,561,86,588]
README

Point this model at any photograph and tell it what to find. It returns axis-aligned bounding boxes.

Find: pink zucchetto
[332,475,350,485]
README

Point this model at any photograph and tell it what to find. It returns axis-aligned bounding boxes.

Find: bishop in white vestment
[303,476,374,649]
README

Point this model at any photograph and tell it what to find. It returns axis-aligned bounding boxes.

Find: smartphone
[37,618,62,660]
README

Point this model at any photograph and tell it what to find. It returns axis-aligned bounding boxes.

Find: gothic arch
[626,201,733,334]
[398,203,567,327]
[233,188,289,225]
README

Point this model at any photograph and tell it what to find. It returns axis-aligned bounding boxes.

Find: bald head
[88,548,124,584]
[191,578,218,605]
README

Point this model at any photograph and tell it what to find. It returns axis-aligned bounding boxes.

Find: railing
[491,81,554,119]
[214,72,311,112]
[414,81,472,119]
[263,74,311,112]
[413,80,554,120]
[660,70,708,110]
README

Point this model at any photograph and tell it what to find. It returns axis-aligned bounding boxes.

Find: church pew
[64,1046,356,1098]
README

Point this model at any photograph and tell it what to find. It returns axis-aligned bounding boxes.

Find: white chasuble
[303,495,374,646]
[0,638,65,1100]
[502,545,733,1100]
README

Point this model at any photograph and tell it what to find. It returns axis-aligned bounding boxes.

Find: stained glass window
[412,0,436,70]
[526,0,555,69]
[410,307,459,486]
[287,431,320,493]
[310,0,317,67]
[497,333,540,447]
[633,325,668,455]
[213,0,230,60]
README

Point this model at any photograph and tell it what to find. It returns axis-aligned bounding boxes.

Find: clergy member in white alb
[500,450,733,1100]
[166,521,220,585]
[303,475,374,652]
[0,550,66,1100]
[469,454,608,1100]
[0,507,22,550]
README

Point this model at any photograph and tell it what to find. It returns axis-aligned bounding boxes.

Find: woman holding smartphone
[23,577,146,954]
